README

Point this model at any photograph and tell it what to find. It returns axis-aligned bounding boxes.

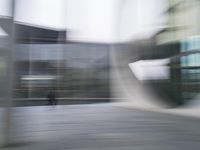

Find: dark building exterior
[13,23,110,106]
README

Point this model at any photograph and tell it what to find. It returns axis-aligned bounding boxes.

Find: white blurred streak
[21,75,56,81]
[129,59,170,81]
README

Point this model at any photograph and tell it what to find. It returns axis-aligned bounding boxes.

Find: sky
[120,0,168,41]
[0,0,12,17]
[0,0,168,42]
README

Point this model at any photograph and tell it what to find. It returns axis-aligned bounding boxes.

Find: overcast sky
[0,0,168,42]
[0,0,12,16]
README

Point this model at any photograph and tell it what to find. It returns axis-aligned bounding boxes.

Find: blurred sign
[129,59,170,81]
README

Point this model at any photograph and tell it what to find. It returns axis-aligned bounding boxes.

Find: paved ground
[1,103,200,150]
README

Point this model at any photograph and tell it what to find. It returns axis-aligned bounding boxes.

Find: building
[13,23,110,106]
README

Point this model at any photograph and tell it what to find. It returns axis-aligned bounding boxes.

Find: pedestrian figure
[47,90,57,105]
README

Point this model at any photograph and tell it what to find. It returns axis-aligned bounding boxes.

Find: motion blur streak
[1,0,200,149]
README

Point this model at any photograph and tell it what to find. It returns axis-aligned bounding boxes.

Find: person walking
[47,90,57,105]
